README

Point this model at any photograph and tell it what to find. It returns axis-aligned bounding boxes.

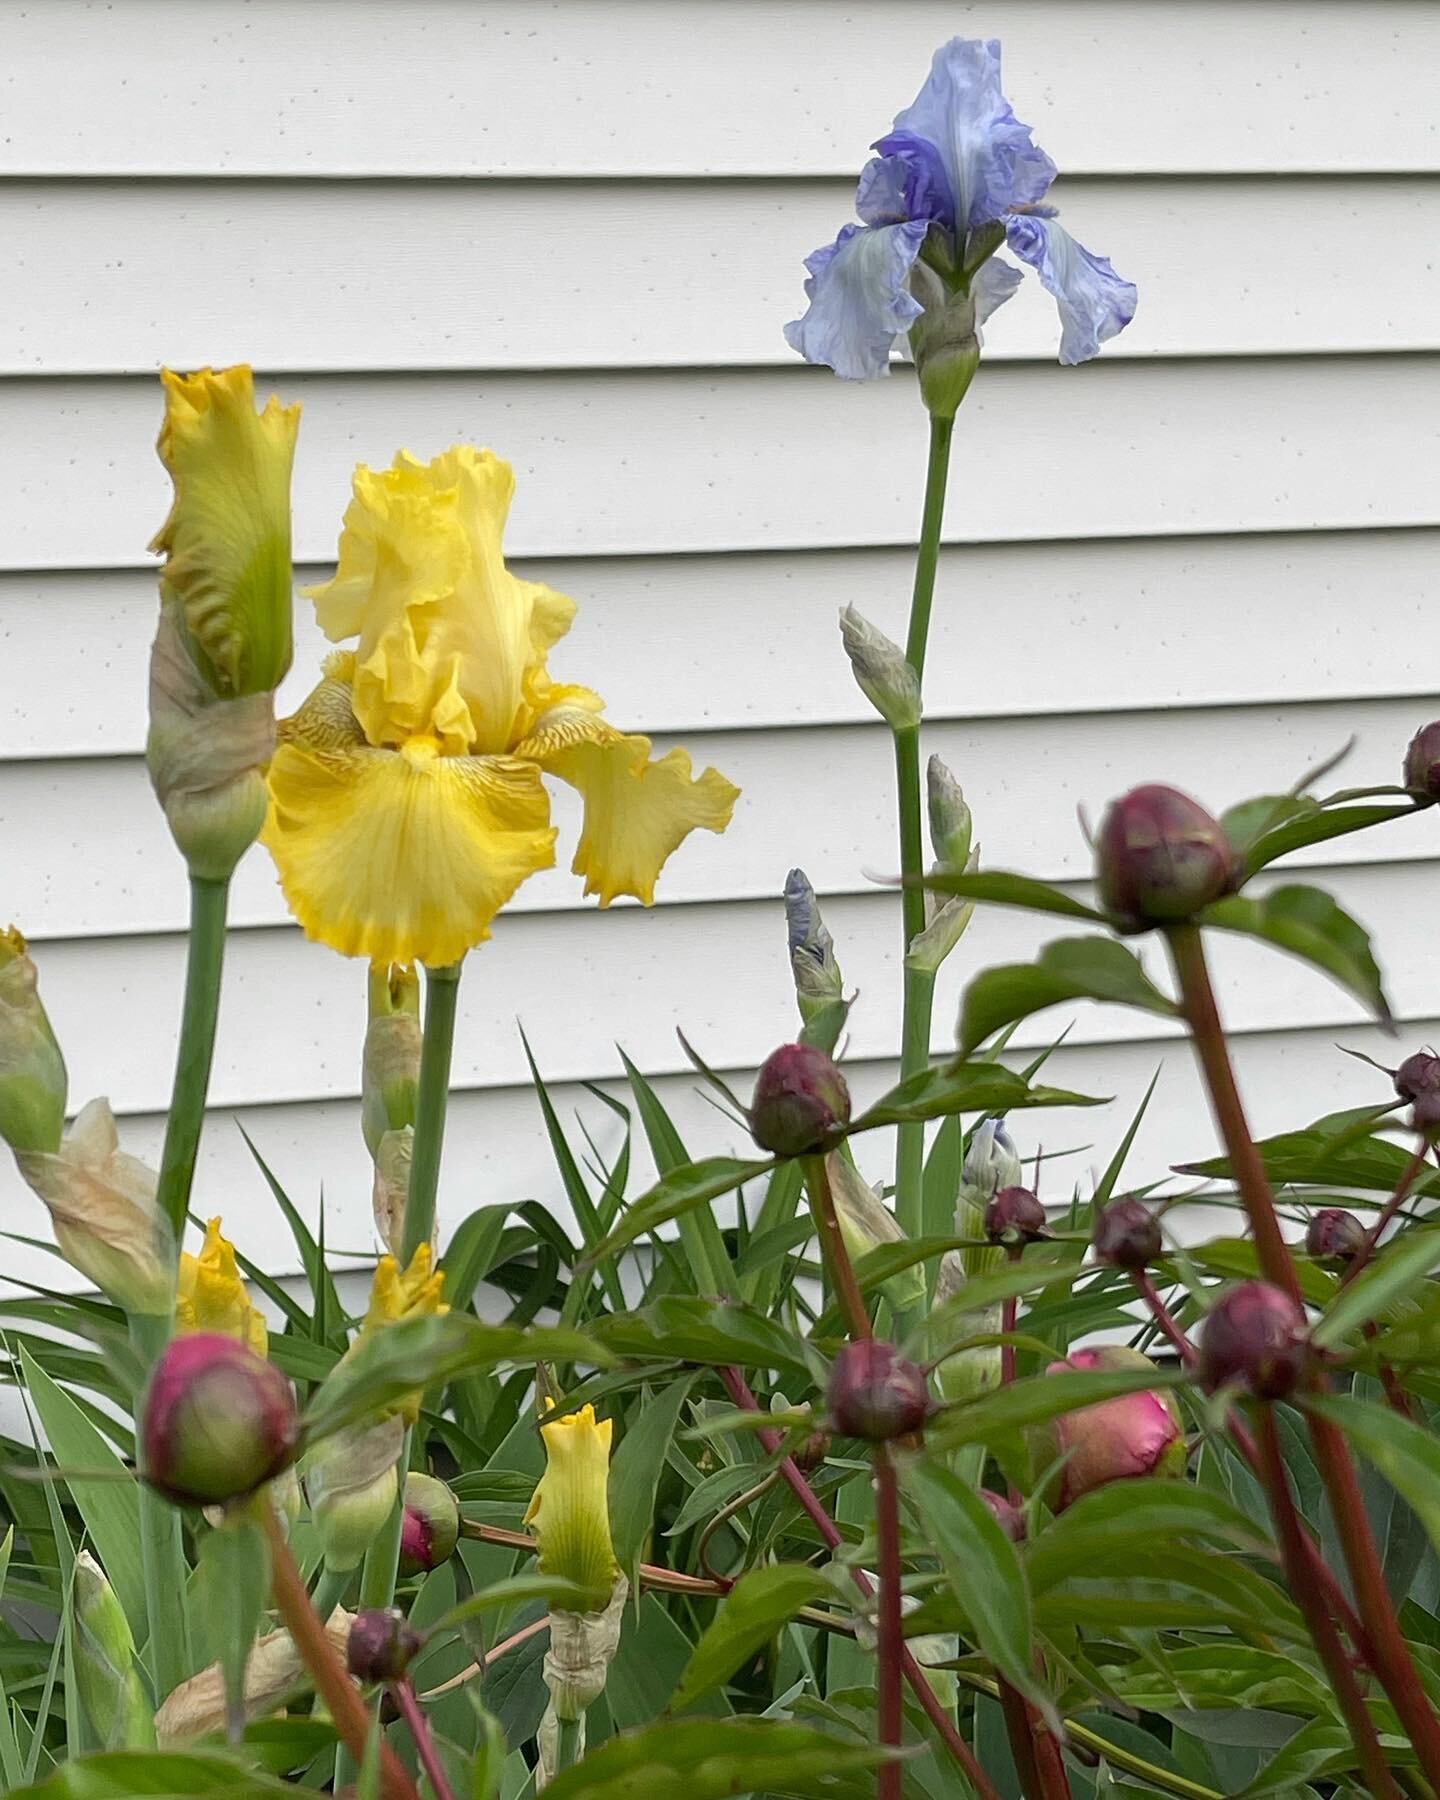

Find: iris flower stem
[1166,921,1440,1784]
[894,413,955,1237]
[157,876,229,1240]
[128,1311,191,1704]
[401,962,462,1263]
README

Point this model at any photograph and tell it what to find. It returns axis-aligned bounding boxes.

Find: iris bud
[981,1490,1026,1542]
[826,1153,926,1317]
[346,1608,422,1684]
[142,1333,300,1507]
[1045,1348,1186,1510]
[984,1186,1049,1247]
[827,1339,930,1442]
[784,869,847,1055]
[1404,722,1440,802]
[750,1044,851,1157]
[0,927,67,1155]
[1199,1282,1309,1400]
[1091,1197,1162,1270]
[73,1551,155,1750]
[399,1472,461,1576]
[361,964,422,1161]
[927,756,974,872]
[305,1417,404,1573]
[1305,1208,1367,1268]
[838,606,920,732]
[1096,784,1234,929]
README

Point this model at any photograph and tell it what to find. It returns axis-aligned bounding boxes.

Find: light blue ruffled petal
[1004,215,1137,364]
[861,134,955,228]
[971,256,1024,325]
[887,38,1056,236]
[783,220,929,380]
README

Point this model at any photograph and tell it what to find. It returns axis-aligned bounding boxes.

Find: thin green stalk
[157,877,230,1240]
[309,1563,352,1624]
[894,415,955,1235]
[401,963,462,1262]
[128,1311,191,1704]
[555,1714,584,1775]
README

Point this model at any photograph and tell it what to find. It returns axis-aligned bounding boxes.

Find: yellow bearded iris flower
[524,1404,618,1613]
[176,1216,268,1357]
[359,1244,447,1424]
[264,446,739,967]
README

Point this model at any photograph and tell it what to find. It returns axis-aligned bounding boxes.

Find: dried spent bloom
[1305,1208,1367,1268]
[1403,722,1440,801]
[157,1610,352,1747]
[827,1339,931,1442]
[1096,784,1235,929]
[347,1608,423,1684]
[1199,1282,1310,1400]
[400,1472,461,1576]
[0,927,67,1155]
[177,1216,268,1356]
[1046,1348,1186,1510]
[142,1333,300,1507]
[1091,1197,1162,1271]
[749,1043,852,1157]
[984,1185,1049,1247]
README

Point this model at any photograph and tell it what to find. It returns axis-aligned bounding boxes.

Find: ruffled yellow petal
[514,706,739,906]
[177,1216,268,1357]
[149,365,298,698]
[303,447,575,755]
[264,678,557,966]
[362,1243,448,1332]
[523,1404,617,1611]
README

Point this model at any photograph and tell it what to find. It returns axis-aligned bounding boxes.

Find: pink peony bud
[1199,1282,1309,1400]
[141,1333,299,1507]
[346,1607,422,1684]
[399,1472,460,1576]
[981,1489,1025,1542]
[1092,1197,1162,1270]
[1095,784,1234,929]
[1394,1051,1440,1135]
[1403,722,1440,801]
[984,1186,1049,1247]
[827,1339,930,1443]
[1304,1208,1367,1268]
[1046,1348,1186,1511]
[749,1043,851,1157]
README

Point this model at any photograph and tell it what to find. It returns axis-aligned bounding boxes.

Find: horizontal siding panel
[5,358,1440,573]
[6,697,1434,943]
[6,175,1438,375]
[1,2,1433,177]
[3,530,1439,759]
[0,1016,1422,1296]
[17,858,1431,1121]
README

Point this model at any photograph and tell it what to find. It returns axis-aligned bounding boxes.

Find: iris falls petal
[1005,214,1138,364]
[783,221,929,380]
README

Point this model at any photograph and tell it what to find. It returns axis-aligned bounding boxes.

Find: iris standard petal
[888,37,1056,236]
[1005,214,1137,364]
[783,220,929,380]
[264,721,557,967]
[515,704,739,907]
[860,135,955,228]
[971,256,1025,325]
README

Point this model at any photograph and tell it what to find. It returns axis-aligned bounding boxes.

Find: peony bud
[1095,784,1234,929]
[1404,722,1440,802]
[142,1333,300,1507]
[791,1414,832,1473]
[981,1490,1026,1542]
[839,606,920,731]
[1045,1348,1186,1510]
[1305,1207,1367,1268]
[73,1551,155,1750]
[984,1186,1049,1248]
[784,869,847,1053]
[399,1472,461,1576]
[827,1339,930,1443]
[346,1608,422,1684]
[1199,1282,1309,1400]
[750,1044,851,1157]
[361,964,422,1161]
[1092,1197,1162,1270]
[1395,1050,1440,1136]
[0,928,67,1155]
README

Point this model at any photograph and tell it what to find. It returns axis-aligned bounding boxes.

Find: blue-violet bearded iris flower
[785,38,1136,379]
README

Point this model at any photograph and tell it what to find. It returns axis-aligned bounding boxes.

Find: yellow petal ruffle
[303,447,574,756]
[524,1404,617,1611]
[177,1216,268,1357]
[515,705,739,906]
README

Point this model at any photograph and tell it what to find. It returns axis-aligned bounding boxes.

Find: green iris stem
[308,1563,352,1625]
[894,415,954,1236]
[401,962,462,1263]
[157,876,230,1240]
[555,1714,585,1776]
[127,1310,192,1705]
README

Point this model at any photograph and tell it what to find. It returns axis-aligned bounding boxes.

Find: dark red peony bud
[749,1043,851,1157]
[981,1489,1026,1542]
[1045,1348,1186,1511]
[1403,722,1440,802]
[1304,1208,1367,1268]
[827,1339,930,1443]
[399,1472,461,1577]
[790,1413,832,1473]
[984,1186,1049,1247]
[1095,784,1234,929]
[346,1607,423,1684]
[1092,1197,1162,1270]
[1199,1282,1310,1400]
[1395,1051,1440,1135]
[141,1333,299,1507]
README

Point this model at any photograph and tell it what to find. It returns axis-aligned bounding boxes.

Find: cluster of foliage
[2,31,1439,1800]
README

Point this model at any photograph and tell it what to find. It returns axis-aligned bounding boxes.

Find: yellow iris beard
[263,445,738,968]
[524,1404,618,1613]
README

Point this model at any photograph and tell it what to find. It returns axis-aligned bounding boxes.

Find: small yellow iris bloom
[524,1404,618,1613]
[359,1244,448,1424]
[263,446,739,968]
[176,1217,268,1357]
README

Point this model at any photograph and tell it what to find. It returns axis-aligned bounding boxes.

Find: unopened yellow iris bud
[358,1244,447,1424]
[177,1217,267,1357]
[0,927,67,1155]
[524,1404,618,1616]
